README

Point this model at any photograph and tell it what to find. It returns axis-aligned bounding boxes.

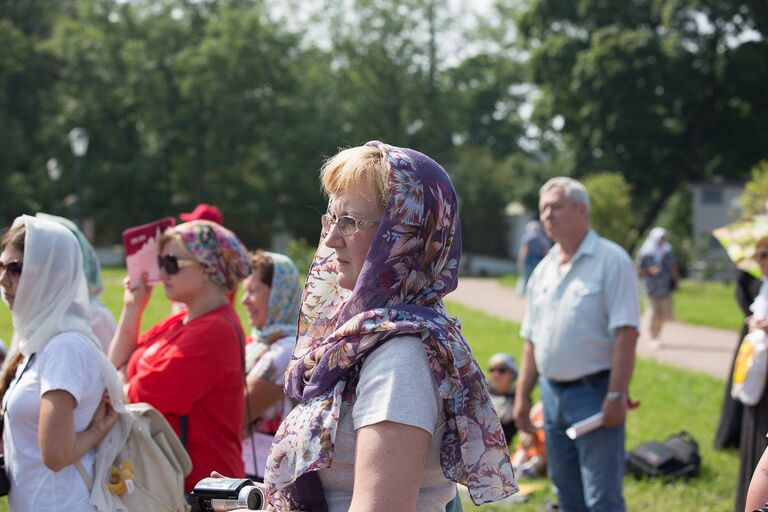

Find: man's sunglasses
[757,250,768,261]
[489,367,511,374]
[157,254,197,275]
[0,260,22,277]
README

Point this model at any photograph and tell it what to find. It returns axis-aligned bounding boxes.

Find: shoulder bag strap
[222,316,258,472]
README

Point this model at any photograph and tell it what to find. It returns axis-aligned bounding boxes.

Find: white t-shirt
[318,336,456,512]
[2,332,105,512]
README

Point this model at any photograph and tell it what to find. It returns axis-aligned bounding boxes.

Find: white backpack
[77,402,192,512]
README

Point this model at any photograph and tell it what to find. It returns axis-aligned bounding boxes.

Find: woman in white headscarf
[636,227,680,348]
[0,216,123,511]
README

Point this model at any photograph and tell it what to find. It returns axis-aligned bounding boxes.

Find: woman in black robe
[715,270,762,450]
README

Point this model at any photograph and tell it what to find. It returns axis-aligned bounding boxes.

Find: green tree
[583,172,637,250]
[739,160,768,219]
[512,0,768,239]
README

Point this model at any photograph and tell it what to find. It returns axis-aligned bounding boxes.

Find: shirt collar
[551,229,597,262]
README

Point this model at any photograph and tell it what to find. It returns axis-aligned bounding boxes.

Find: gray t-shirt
[317,335,456,512]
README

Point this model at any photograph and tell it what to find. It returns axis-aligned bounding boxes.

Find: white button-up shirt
[520,230,640,381]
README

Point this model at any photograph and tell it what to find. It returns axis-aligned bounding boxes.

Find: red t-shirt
[126,304,245,492]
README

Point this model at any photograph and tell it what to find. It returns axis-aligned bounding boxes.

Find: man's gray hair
[540,177,591,213]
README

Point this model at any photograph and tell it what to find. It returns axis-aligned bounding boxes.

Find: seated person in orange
[109,220,252,493]
[511,402,547,478]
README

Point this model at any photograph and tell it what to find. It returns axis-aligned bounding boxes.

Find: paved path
[448,277,737,380]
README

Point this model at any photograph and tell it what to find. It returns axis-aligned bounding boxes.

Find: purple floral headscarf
[173,220,252,291]
[265,141,518,510]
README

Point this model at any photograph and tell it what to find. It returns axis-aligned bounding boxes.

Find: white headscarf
[638,226,671,264]
[9,215,124,404]
[8,215,130,510]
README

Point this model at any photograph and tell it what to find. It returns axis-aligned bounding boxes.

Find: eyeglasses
[157,254,197,275]
[757,250,768,261]
[321,213,380,236]
[0,260,22,277]
[489,367,510,374]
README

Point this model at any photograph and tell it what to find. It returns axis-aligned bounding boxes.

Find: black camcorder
[190,477,267,511]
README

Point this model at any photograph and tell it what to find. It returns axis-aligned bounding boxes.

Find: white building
[690,179,743,277]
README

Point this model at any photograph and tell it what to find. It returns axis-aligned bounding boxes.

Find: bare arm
[38,391,118,472]
[109,274,153,372]
[746,446,768,511]
[242,375,284,434]
[350,421,430,512]
[513,340,539,434]
[602,326,638,427]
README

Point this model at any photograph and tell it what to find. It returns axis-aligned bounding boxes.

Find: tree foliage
[583,172,637,251]
[1,0,766,259]
[739,160,768,219]
[512,0,768,242]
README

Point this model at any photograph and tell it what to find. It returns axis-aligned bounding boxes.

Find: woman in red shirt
[109,220,252,492]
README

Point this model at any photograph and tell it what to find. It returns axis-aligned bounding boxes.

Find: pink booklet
[122,217,176,287]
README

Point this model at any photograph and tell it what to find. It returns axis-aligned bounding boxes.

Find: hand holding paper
[122,217,175,287]
[566,398,640,440]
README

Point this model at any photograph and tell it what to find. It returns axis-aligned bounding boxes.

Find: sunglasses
[321,213,380,236]
[757,250,768,261]
[157,254,197,275]
[0,260,22,277]
[489,367,510,374]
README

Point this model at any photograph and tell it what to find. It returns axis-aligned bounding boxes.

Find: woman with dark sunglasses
[0,216,123,511]
[108,220,252,494]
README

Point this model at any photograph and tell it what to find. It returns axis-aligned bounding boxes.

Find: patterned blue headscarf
[245,252,302,371]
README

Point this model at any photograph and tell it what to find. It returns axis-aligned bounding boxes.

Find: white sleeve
[352,336,440,435]
[605,251,641,332]
[38,333,101,404]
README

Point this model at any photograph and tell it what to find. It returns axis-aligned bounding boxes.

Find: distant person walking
[636,227,679,349]
[514,177,640,512]
[517,220,550,293]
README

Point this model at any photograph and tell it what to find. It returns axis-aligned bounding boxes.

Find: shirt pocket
[569,281,603,316]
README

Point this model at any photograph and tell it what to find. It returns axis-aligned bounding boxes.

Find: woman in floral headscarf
[240,250,302,482]
[264,142,518,511]
[109,220,252,493]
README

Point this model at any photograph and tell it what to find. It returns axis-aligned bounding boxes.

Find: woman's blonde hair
[320,146,390,209]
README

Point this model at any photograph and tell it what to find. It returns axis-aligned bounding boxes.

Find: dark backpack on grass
[626,431,701,481]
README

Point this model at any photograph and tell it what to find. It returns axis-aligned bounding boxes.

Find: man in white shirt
[514,177,640,512]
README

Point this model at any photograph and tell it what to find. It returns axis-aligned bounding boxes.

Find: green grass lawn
[499,274,744,332]
[0,270,740,511]
[446,301,738,511]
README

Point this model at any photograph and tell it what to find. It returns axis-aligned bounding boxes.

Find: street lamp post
[68,127,89,228]
[46,158,62,214]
